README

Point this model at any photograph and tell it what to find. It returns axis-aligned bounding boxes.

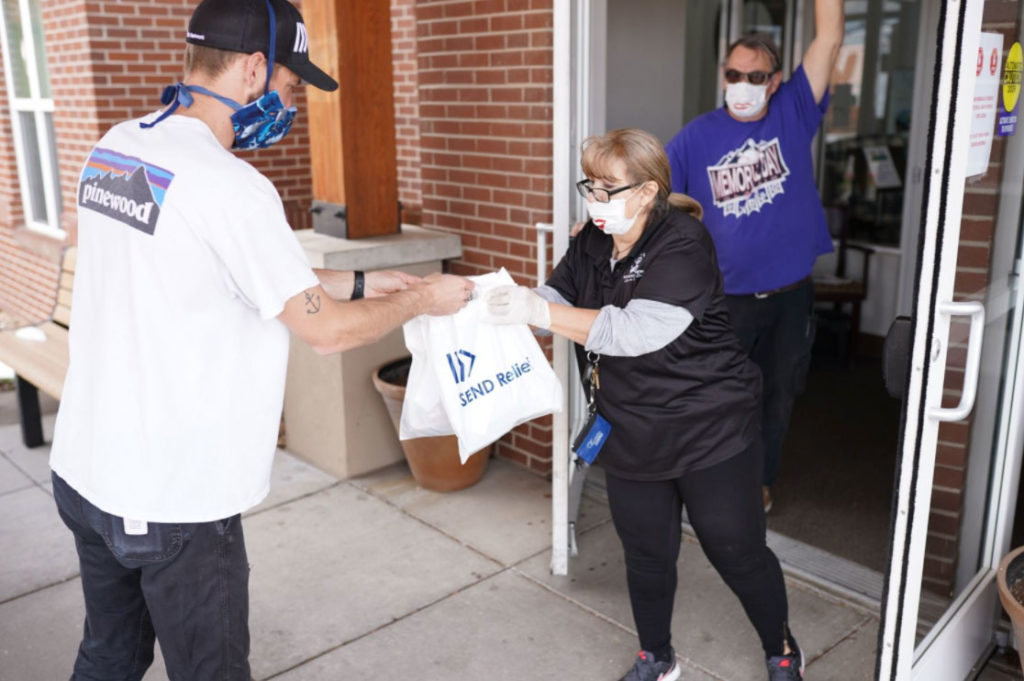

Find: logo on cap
[293,22,308,54]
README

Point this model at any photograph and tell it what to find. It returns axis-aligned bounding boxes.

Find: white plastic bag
[400,269,563,462]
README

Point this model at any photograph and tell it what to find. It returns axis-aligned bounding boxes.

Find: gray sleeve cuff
[533,285,572,306]
[584,299,693,356]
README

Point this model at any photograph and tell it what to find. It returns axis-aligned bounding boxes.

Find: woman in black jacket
[482,128,804,681]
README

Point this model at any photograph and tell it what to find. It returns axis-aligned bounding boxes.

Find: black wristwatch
[351,270,365,300]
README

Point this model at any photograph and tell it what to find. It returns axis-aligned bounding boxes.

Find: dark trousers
[725,280,815,487]
[52,473,251,681]
[605,443,793,658]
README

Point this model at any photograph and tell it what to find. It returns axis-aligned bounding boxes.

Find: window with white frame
[0,0,61,234]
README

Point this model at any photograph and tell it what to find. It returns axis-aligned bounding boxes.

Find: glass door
[740,0,796,73]
[819,1,922,249]
[879,0,1024,678]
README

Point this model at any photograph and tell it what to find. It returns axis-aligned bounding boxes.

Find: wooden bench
[0,246,75,447]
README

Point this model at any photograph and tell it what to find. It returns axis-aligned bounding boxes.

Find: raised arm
[802,0,845,104]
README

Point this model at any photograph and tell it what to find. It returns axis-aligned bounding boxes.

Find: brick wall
[391,0,422,225]
[921,1,1019,596]
[415,0,555,473]
[0,0,315,324]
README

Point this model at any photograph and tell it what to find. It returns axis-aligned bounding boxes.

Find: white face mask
[725,81,769,119]
[585,193,640,236]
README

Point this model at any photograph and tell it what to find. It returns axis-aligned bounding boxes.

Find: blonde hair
[580,128,703,220]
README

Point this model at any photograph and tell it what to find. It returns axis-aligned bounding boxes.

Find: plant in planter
[372,356,490,492]
[997,545,1024,674]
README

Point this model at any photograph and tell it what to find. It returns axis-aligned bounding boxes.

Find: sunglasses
[724,68,776,85]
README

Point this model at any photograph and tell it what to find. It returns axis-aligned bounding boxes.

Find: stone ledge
[294,225,462,271]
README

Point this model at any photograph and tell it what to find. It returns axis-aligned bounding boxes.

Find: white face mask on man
[585,192,640,235]
[725,81,769,119]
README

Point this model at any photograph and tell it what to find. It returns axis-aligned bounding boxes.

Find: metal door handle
[534,222,554,286]
[928,301,985,422]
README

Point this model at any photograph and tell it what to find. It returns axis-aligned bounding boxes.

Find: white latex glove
[481,285,551,329]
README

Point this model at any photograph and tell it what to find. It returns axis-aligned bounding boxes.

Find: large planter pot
[371,357,490,492]
[997,545,1024,674]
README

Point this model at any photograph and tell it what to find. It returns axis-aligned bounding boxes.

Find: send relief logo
[447,350,534,406]
[446,349,476,384]
[78,147,174,235]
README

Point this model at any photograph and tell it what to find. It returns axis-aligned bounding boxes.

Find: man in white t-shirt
[48,1,472,679]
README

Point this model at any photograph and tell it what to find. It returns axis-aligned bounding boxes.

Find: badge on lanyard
[571,351,611,464]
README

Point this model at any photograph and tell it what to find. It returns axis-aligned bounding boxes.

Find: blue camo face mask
[139,83,297,150]
[228,90,296,149]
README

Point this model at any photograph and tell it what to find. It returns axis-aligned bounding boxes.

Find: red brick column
[391,0,422,225]
[415,0,555,472]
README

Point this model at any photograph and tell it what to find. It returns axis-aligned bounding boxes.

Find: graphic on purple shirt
[707,138,790,217]
[666,65,834,295]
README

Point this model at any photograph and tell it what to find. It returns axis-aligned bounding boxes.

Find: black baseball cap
[185,0,338,92]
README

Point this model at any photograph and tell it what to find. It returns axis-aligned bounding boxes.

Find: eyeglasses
[724,68,776,85]
[576,179,639,203]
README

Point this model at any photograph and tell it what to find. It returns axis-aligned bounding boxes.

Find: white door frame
[550,0,600,575]
[877,0,1024,677]
[550,0,572,576]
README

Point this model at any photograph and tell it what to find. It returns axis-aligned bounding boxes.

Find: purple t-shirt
[666,65,833,295]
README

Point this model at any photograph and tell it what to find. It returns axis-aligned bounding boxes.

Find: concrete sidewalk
[0,389,877,681]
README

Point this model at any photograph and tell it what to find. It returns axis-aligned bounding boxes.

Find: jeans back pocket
[87,508,186,568]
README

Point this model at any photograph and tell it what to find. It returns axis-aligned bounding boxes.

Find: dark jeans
[605,442,794,658]
[725,280,815,487]
[52,473,251,681]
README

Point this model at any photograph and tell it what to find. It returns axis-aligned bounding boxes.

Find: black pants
[52,473,251,681]
[725,280,815,487]
[605,442,792,657]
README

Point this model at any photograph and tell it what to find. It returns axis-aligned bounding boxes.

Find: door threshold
[761,527,884,611]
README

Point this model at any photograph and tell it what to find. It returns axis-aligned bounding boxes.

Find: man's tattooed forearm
[305,291,322,314]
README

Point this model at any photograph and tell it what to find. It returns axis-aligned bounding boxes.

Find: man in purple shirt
[667,0,844,514]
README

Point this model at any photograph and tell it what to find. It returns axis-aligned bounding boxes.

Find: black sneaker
[620,650,680,681]
[766,648,804,680]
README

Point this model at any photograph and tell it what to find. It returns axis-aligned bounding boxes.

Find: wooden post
[302,0,399,239]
